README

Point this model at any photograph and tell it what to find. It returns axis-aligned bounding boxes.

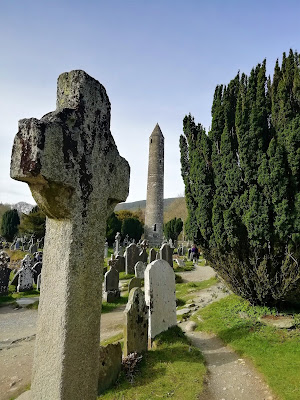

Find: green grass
[100,332,124,347]
[191,295,300,400]
[119,272,135,280]
[101,294,129,313]
[173,261,194,272]
[0,289,40,305]
[176,277,218,300]
[98,326,206,400]
[26,300,39,310]
[6,249,28,261]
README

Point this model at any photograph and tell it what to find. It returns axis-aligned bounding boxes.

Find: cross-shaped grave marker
[11,70,130,400]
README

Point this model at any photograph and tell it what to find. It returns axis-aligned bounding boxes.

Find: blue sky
[1,0,299,205]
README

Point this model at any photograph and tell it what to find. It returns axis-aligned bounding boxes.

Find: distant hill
[115,197,180,212]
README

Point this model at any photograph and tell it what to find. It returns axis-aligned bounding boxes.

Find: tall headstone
[125,243,140,274]
[104,241,108,258]
[124,287,148,357]
[32,261,42,284]
[144,260,176,341]
[114,232,121,256]
[144,124,164,247]
[17,255,33,292]
[10,70,130,400]
[104,267,120,302]
[134,261,147,279]
[138,248,148,263]
[160,243,173,267]
[0,251,11,296]
[115,255,125,272]
[148,248,156,263]
[37,274,42,291]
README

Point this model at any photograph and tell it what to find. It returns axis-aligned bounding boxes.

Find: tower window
[153,224,156,232]
[150,139,152,143]
[159,159,161,164]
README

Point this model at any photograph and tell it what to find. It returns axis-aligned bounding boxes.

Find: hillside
[115,197,187,223]
[115,197,178,212]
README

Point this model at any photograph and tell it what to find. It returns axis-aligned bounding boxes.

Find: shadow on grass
[101,295,129,314]
[100,327,205,399]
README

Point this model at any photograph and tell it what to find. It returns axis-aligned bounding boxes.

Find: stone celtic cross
[11,70,130,400]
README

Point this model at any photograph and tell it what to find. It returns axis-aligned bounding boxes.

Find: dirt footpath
[186,331,275,400]
[0,304,125,400]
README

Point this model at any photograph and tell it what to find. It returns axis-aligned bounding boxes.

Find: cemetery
[0,6,300,399]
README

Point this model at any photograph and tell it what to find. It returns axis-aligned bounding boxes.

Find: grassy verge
[0,289,40,305]
[101,294,129,313]
[191,295,300,400]
[173,261,194,272]
[119,272,135,280]
[100,332,124,347]
[176,277,218,301]
[98,326,206,400]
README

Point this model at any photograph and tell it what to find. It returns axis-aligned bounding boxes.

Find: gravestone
[115,255,125,272]
[98,343,122,394]
[37,274,41,291]
[125,243,140,274]
[144,260,177,341]
[0,251,11,296]
[104,241,108,258]
[148,248,156,263]
[160,243,173,267]
[114,232,121,256]
[124,287,148,356]
[15,238,22,250]
[128,277,141,293]
[10,70,130,400]
[139,248,148,263]
[17,255,33,292]
[176,258,185,267]
[134,261,147,279]
[32,262,42,284]
[104,267,120,302]
[33,252,43,263]
[29,243,38,254]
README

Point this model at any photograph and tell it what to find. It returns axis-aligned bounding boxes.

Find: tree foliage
[1,209,20,242]
[121,217,144,242]
[19,206,46,238]
[164,217,183,241]
[106,210,144,245]
[180,50,300,307]
[106,212,122,245]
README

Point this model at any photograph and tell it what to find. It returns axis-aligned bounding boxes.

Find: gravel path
[0,304,125,400]
[186,331,275,400]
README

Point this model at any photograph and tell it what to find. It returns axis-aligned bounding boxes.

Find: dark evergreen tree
[106,212,121,245]
[164,217,183,241]
[121,218,143,243]
[180,50,300,307]
[1,209,20,242]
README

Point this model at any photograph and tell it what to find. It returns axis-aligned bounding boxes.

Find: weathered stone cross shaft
[11,70,130,400]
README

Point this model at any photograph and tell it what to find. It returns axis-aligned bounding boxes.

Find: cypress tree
[1,209,20,242]
[180,50,300,306]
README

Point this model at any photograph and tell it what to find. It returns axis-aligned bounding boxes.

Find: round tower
[144,123,164,246]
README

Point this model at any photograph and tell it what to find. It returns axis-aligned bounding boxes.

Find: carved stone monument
[0,251,11,296]
[124,287,148,356]
[10,70,130,400]
[145,260,177,342]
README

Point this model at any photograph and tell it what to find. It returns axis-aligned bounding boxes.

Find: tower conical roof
[150,123,164,138]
